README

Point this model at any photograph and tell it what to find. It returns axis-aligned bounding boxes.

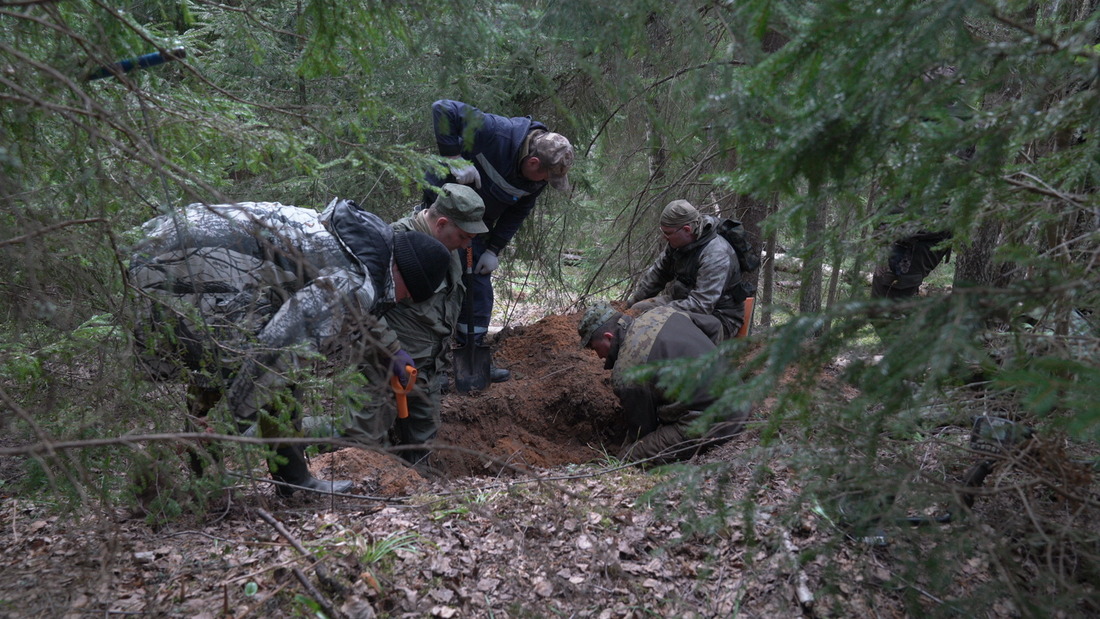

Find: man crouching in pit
[578,302,750,465]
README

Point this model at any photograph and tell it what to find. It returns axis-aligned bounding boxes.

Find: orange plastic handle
[390,365,418,419]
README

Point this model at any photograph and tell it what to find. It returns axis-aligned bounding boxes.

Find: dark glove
[391,349,416,387]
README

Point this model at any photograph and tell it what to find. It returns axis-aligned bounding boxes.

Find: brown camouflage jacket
[607,306,720,438]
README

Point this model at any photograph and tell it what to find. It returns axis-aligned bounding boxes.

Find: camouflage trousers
[130,246,368,421]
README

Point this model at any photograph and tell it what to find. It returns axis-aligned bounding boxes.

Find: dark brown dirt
[435,312,622,475]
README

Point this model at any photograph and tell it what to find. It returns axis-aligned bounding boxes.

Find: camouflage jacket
[629,215,744,333]
[129,198,400,419]
[606,306,721,438]
[378,210,466,369]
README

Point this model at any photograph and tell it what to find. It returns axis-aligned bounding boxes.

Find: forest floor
[0,306,1097,617]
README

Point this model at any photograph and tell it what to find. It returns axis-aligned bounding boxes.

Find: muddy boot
[270,445,354,497]
[185,385,224,477]
[489,363,511,383]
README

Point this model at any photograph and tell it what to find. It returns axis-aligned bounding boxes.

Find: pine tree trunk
[799,200,826,316]
[954,220,1007,288]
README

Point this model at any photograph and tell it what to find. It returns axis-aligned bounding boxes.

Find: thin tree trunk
[954,220,1006,288]
[761,228,777,330]
[799,200,826,317]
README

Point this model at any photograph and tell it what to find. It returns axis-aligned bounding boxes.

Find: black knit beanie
[392,230,450,303]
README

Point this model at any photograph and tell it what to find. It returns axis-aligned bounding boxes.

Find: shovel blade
[453,344,491,393]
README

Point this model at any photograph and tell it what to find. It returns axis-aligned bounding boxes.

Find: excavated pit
[312,311,624,493]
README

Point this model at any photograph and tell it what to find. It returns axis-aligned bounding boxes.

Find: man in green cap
[628,199,746,341]
[577,301,750,466]
[345,184,488,469]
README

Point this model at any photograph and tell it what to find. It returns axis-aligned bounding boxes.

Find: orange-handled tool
[389,365,418,419]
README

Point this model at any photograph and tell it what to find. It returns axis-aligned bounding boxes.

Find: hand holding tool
[390,365,418,419]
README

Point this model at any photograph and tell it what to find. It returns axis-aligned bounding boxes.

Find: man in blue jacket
[423,99,575,382]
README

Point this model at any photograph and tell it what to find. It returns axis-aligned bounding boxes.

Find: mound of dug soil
[436,312,623,475]
[313,311,623,489]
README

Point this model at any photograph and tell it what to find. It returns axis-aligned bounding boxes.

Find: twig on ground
[780,529,815,609]
[256,508,344,619]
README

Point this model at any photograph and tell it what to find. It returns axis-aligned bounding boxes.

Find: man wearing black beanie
[392,229,452,303]
[346,184,488,470]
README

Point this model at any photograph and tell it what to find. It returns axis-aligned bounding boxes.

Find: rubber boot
[461,332,510,383]
[489,364,511,383]
[185,385,223,477]
[270,445,354,497]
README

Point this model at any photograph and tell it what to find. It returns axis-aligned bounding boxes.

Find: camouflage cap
[432,183,489,234]
[578,301,620,348]
[530,132,575,192]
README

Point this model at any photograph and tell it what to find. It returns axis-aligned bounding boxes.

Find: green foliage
[357,530,423,566]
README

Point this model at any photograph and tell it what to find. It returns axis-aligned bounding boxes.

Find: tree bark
[798,200,826,317]
[953,220,1008,288]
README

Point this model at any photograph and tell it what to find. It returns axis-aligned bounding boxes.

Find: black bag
[716,218,761,274]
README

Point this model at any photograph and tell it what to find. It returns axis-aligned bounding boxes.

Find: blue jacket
[431,99,548,253]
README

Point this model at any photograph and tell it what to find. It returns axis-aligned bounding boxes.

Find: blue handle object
[86,47,186,81]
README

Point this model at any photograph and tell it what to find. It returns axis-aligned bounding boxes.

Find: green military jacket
[380,211,465,368]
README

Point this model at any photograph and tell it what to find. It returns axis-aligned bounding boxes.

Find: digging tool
[390,364,418,419]
[453,247,491,392]
[85,47,186,81]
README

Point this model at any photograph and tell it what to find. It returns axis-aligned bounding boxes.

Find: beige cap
[660,200,701,230]
[433,183,489,234]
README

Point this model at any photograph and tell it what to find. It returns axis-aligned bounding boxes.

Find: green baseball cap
[433,183,489,234]
[578,301,619,347]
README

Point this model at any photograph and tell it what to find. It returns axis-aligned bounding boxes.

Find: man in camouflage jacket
[128,198,450,494]
[628,200,744,341]
[347,184,488,467]
[578,302,750,465]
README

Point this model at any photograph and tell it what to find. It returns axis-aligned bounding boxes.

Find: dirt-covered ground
[0,309,1097,617]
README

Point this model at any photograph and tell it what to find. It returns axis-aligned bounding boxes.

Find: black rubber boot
[270,445,354,497]
[489,365,511,383]
[185,385,224,477]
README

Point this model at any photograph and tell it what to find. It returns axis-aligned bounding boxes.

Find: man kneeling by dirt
[578,302,750,465]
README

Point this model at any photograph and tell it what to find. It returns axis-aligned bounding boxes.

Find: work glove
[391,349,416,387]
[447,156,481,189]
[475,249,499,275]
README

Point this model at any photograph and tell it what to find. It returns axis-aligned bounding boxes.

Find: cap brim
[549,174,571,192]
[455,220,489,234]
